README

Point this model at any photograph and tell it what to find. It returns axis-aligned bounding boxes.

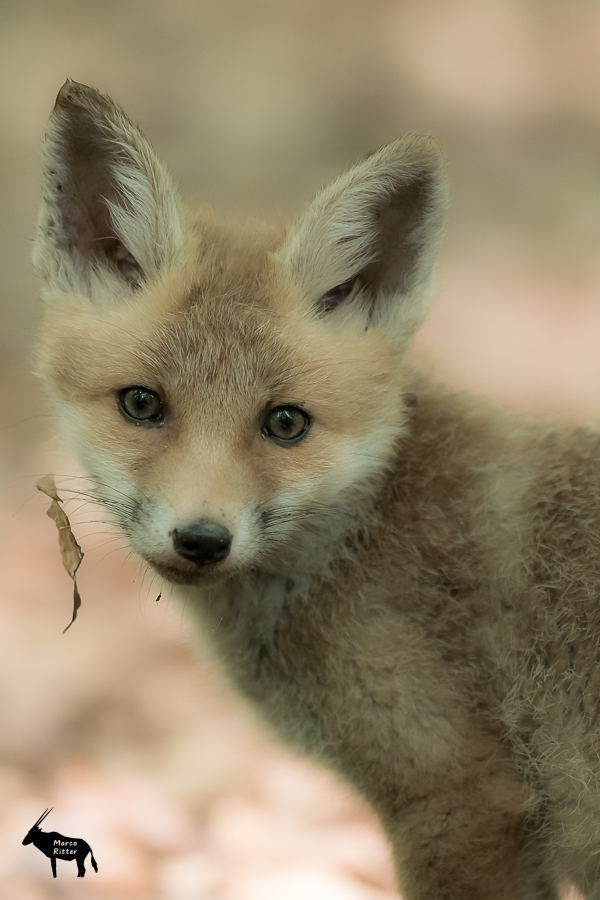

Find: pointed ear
[34,81,185,299]
[277,135,447,345]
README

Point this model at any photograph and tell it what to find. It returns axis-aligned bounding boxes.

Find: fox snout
[171,520,232,567]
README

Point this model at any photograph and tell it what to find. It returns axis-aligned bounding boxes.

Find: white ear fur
[277,135,448,344]
[34,80,185,300]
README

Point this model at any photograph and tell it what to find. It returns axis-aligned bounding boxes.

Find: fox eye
[119,387,163,424]
[263,406,310,444]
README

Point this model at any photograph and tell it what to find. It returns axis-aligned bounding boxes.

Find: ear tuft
[34,80,185,299]
[277,134,448,344]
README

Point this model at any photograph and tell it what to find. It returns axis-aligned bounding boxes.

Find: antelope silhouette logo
[22,808,98,878]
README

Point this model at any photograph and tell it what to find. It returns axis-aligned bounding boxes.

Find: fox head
[35,81,447,586]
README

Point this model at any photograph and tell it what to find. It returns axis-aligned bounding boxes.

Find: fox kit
[34,80,600,899]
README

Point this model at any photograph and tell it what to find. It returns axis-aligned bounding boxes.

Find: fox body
[34,81,600,898]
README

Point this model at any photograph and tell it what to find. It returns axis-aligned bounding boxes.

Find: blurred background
[1,0,599,897]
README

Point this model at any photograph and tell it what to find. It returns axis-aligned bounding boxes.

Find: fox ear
[278,135,447,345]
[34,81,185,299]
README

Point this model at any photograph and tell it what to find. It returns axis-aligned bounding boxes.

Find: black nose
[172,520,232,566]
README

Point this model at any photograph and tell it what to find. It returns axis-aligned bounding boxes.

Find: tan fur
[34,82,600,899]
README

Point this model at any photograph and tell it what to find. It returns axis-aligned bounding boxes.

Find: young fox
[34,81,600,899]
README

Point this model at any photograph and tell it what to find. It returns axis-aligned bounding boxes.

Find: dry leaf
[37,475,84,632]
[35,473,62,503]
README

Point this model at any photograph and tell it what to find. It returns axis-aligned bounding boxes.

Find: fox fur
[34,81,600,898]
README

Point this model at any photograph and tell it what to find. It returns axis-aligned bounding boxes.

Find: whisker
[89,545,132,568]
[11,491,42,518]
[85,535,130,548]
[54,473,150,507]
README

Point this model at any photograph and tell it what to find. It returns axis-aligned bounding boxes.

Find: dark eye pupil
[277,410,296,432]
[121,388,162,421]
[264,406,308,442]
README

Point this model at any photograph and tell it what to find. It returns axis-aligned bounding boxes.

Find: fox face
[35,81,447,587]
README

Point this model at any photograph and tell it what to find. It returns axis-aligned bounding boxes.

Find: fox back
[35,82,600,899]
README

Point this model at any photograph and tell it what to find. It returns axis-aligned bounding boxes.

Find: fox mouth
[142,555,232,587]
